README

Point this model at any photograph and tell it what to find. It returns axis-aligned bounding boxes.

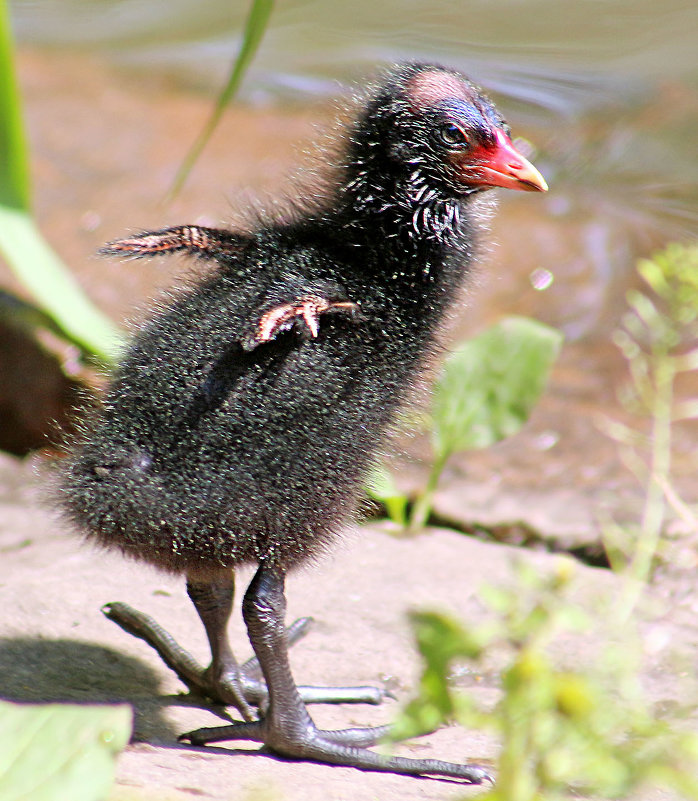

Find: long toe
[298,734,493,783]
[241,615,391,708]
[102,601,257,718]
[316,725,392,748]
[297,685,392,706]
[102,602,207,691]
[180,720,265,746]
[180,717,491,783]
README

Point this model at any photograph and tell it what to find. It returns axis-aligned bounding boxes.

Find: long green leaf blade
[0,1,123,361]
[167,0,275,201]
[0,0,30,210]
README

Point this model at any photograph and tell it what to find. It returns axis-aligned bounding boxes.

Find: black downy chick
[59,62,547,781]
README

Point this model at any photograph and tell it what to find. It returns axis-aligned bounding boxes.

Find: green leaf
[0,207,124,361]
[391,610,489,741]
[431,316,563,461]
[167,0,275,201]
[0,700,132,801]
[410,610,487,663]
[637,244,698,332]
[364,463,408,526]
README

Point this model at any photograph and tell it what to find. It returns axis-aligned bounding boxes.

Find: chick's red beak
[457,129,548,192]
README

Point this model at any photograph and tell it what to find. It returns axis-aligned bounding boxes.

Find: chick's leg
[181,564,491,784]
[103,569,387,718]
[185,572,256,720]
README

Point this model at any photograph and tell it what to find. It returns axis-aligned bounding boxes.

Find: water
[11,0,698,338]
[13,1,697,104]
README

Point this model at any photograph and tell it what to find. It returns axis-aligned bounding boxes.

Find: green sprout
[368,316,562,530]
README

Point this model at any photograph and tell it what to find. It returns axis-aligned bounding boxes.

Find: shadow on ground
[0,637,182,743]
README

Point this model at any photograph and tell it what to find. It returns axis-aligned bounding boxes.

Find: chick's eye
[436,122,469,148]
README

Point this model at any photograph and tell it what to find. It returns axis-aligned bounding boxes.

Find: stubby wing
[99,225,250,260]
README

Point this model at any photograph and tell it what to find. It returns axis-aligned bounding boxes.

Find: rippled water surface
[11,0,698,339]
[14,1,697,106]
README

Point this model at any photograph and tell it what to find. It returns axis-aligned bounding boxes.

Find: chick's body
[64,214,473,572]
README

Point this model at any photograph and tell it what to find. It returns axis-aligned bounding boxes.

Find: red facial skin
[454,128,548,193]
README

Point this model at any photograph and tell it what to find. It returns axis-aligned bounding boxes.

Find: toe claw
[254,295,358,346]
[464,765,495,785]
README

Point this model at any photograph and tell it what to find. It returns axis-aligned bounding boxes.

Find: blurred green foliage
[430,316,563,457]
[604,242,698,618]
[393,243,698,799]
[0,701,131,801]
[365,462,409,528]
[394,561,698,801]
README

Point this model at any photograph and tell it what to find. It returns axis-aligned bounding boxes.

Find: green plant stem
[618,352,675,621]
[407,451,449,532]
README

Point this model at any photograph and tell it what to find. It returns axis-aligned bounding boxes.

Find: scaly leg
[103,568,388,718]
[180,563,491,783]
